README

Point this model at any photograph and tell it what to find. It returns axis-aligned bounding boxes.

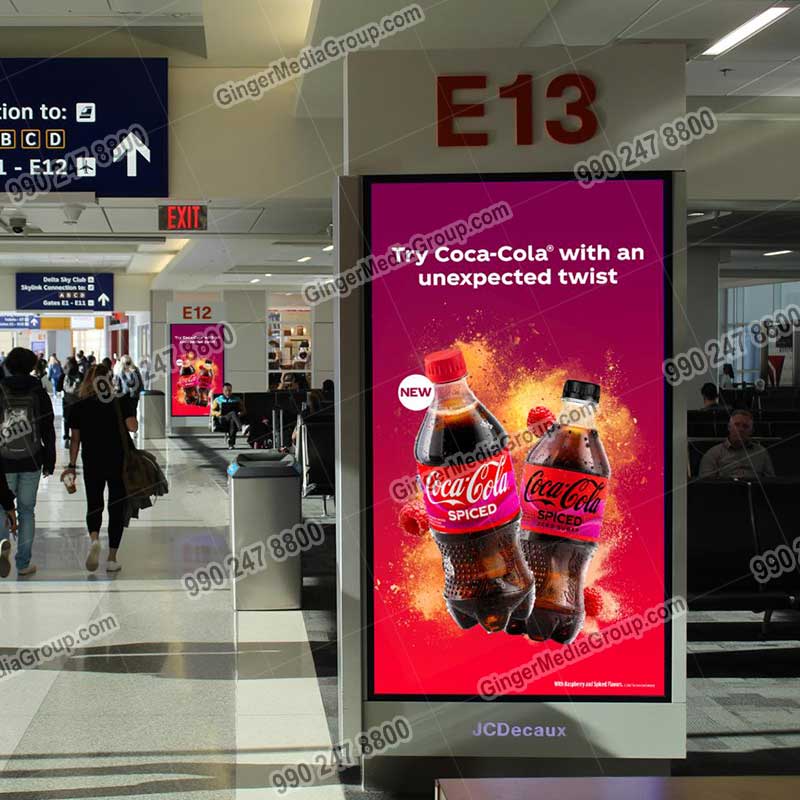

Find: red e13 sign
[436,73,598,147]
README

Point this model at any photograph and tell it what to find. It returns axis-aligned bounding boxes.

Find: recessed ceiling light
[322,244,334,252]
[264,273,273,277]
[763,250,792,257]
[250,278,260,283]
[702,7,791,56]
[297,256,312,263]
[688,212,705,218]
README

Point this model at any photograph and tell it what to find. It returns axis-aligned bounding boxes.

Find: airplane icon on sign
[76,157,96,176]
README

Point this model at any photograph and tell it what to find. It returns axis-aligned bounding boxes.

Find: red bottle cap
[424,348,467,383]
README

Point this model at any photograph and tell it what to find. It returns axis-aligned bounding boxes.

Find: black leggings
[84,470,126,549]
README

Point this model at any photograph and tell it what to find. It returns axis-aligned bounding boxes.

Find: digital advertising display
[365,174,672,702]
[169,324,226,417]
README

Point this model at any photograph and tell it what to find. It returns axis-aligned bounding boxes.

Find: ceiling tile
[12,1,112,15]
[108,0,202,15]
[687,58,788,94]
[25,206,111,234]
[207,207,262,234]
[624,0,771,40]
[104,207,156,233]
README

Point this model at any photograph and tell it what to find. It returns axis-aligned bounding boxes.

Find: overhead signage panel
[0,313,40,329]
[0,58,167,198]
[16,272,114,311]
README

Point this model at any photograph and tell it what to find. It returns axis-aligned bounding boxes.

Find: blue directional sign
[0,59,167,197]
[0,313,40,329]
[16,272,114,312]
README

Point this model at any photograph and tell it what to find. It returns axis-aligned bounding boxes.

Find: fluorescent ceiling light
[688,212,705,217]
[322,244,334,252]
[763,249,792,256]
[297,256,312,263]
[703,7,790,56]
[250,278,260,283]
[264,273,273,277]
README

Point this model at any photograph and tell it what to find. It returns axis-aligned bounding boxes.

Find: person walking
[57,357,82,448]
[0,463,17,578]
[115,355,144,412]
[62,364,137,573]
[34,354,47,384]
[47,354,63,399]
[76,350,89,378]
[0,347,56,577]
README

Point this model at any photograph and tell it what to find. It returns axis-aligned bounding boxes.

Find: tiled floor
[0,429,343,799]
[2,422,798,798]
[680,610,800,775]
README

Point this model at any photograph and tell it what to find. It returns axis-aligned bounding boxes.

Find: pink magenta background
[368,178,668,698]
[169,323,225,417]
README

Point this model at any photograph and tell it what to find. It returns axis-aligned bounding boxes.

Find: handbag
[113,399,169,526]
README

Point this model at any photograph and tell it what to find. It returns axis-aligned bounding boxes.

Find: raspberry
[583,586,604,618]
[527,405,555,436]
[398,500,429,538]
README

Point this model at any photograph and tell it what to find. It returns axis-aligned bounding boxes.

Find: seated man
[699,382,724,411]
[699,409,775,480]
[211,383,244,450]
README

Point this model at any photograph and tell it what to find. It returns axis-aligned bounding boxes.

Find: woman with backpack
[61,364,138,573]
[57,357,82,449]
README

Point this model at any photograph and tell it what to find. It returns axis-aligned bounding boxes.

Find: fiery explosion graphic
[386,335,649,640]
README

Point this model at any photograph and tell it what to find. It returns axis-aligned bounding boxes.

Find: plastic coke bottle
[515,380,611,644]
[414,347,534,632]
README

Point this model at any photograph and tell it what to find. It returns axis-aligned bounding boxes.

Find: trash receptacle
[229,451,302,610]
[141,390,166,439]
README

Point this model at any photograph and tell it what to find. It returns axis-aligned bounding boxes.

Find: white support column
[150,290,172,395]
[221,290,267,391]
[684,247,721,406]
[311,297,334,388]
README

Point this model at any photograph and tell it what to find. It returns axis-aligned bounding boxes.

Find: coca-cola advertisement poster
[169,323,225,417]
[365,174,672,700]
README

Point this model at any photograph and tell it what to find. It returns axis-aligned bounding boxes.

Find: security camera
[63,205,83,225]
[9,216,27,235]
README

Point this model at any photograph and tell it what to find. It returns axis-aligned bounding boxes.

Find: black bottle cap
[562,380,601,403]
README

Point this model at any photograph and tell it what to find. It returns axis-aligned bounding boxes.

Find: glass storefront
[722,281,800,385]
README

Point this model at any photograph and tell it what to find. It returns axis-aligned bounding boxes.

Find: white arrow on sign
[112,133,151,177]
[29,316,39,327]
[98,293,110,307]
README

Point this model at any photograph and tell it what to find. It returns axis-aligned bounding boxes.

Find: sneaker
[85,541,101,572]
[18,564,37,577]
[106,561,122,573]
[0,539,11,578]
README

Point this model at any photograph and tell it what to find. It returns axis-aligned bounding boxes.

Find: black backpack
[63,373,81,396]
[0,384,41,462]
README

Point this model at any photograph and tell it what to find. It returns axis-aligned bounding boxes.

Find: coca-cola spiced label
[417,449,520,534]
[520,464,608,541]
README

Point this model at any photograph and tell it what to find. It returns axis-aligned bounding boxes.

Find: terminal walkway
[1,423,797,797]
[0,429,343,799]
